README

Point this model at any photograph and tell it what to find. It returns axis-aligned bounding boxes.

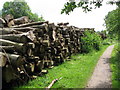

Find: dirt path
[86,45,114,88]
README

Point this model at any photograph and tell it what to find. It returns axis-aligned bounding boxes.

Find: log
[41,69,48,74]
[26,48,33,57]
[3,14,14,24]
[42,40,50,47]
[48,23,56,31]
[26,56,39,63]
[2,65,18,83]
[0,52,26,67]
[0,18,6,28]
[11,21,49,28]
[0,52,7,67]
[57,22,64,26]
[12,27,34,32]
[0,31,36,43]
[0,39,23,46]
[0,28,22,35]
[8,20,15,27]
[7,53,26,67]
[26,31,36,42]
[0,34,29,43]
[24,63,35,75]
[27,24,48,30]
[0,39,27,54]
[25,43,35,56]
[34,60,44,73]
[63,22,69,26]
[0,45,27,55]
[14,16,29,25]
[46,78,62,89]
[0,46,15,53]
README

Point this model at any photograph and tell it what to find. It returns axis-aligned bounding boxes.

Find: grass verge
[110,44,120,88]
[15,45,109,89]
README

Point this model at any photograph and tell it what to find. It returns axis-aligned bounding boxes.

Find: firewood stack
[0,15,95,86]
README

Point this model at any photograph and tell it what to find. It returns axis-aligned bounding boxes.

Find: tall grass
[110,44,120,88]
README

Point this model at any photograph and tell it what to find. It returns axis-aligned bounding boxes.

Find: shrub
[81,30,102,53]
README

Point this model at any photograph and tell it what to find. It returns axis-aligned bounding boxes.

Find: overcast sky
[0,0,117,31]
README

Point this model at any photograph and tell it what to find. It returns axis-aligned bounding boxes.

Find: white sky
[0,0,117,31]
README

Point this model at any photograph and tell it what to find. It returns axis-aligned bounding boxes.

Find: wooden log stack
[0,16,95,87]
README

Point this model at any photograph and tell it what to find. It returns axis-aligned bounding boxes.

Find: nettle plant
[81,30,102,53]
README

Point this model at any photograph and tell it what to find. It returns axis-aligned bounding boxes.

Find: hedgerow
[81,30,102,53]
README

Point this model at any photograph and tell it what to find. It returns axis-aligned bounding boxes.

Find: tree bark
[3,14,14,24]
[11,21,49,28]
[0,28,22,35]
[0,52,7,67]
[8,20,15,27]
[0,52,26,67]
[2,65,18,83]
[12,27,34,32]
[0,39,27,54]
[0,34,29,43]
[14,16,29,25]
[0,31,36,43]
[0,46,15,53]
[0,18,6,28]
[34,60,44,73]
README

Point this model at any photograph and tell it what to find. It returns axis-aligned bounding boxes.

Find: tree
[61,0,120,15]
[2,0,44,21]
[61,0,120,39]
[104,7,120,37]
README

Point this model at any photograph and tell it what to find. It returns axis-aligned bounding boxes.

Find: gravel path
[86,45,114,88]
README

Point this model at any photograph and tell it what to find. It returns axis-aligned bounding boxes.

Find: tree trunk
[0,52,26,67]
[0,18,6,28]
[3,14,14,24]
[2,65,18,83]
[0,31,36,43]
[11,21,49,28]
[0,39,27,54]
[24,63,35,75]
[8,20,15,27]
[0,28,22,35]
[0,52,7,67]
[14,16,29,25]
[12,27,34,32]
[34,60,44,73]
[0,46,15,53]
[0,34,29,43]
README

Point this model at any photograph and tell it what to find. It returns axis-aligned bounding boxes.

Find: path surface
[86,45,114,88]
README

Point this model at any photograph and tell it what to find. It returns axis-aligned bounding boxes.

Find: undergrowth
[110,44,120,88]
[81,30,102,53]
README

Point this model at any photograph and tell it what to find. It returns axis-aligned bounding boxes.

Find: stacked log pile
[0,19,95,86]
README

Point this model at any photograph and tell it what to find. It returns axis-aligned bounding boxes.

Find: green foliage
[110,44,120,88]
[2,0,44,21]
[61,0,119,14]
[16,45,108,88]
[104,7,120,37]
[81,31,102,53]
[61,1,103,14]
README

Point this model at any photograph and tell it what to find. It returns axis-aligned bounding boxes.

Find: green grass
[110,44,120,88]
[15,45,109,89]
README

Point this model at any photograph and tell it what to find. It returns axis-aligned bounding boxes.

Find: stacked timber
[0,19,95,87]
[0,14,30,28]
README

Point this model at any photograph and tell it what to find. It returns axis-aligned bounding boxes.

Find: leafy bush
[81,30,102,53]
[102,38,111,45]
